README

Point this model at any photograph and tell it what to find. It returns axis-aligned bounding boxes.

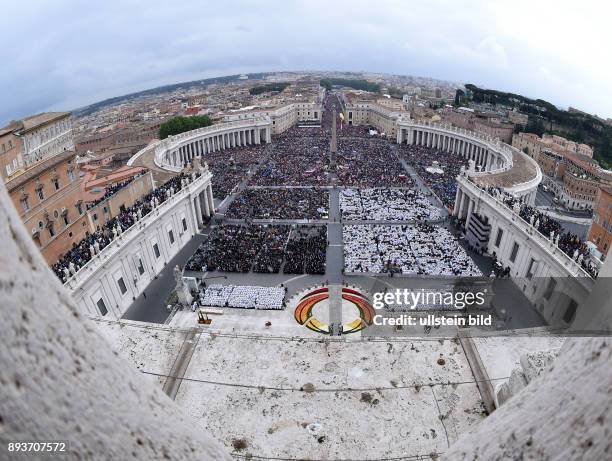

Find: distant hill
[464,84,612,168]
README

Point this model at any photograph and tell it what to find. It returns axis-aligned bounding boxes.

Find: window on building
[494,228,503,247]
[543,278,556,300]
[526,258,536,280]
[48,224,55,238]
[563,299,578,324]
[182,217,187,231]
[96,298,108,316]
[153,243,160,259]
[168,229,175,244]
[93,213,98,222]
[53,178,60,190]
[117,277,128,295]
[137,258,145,275]
[509,242,519,263]
[67,169,75,182]
[76,203,83,215]
[20,197,29,212]
[62,214,69,226]
[37,187,45,201]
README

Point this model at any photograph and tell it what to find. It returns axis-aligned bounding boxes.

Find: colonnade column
[200,191,209,217]
[194,196,202,228]
[453,188,463,216]
[207,185,215,215]
[466,197,475,229]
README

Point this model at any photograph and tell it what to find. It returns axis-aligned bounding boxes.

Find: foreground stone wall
[0,179,230,460]
[446,257,612,460]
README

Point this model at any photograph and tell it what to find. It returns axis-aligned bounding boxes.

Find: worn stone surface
[0,180,230,460]
[445,337,612,460]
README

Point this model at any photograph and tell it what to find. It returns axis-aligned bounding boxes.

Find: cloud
[0,0,610,123]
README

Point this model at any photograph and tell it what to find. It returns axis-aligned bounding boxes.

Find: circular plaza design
[293,286,375,334]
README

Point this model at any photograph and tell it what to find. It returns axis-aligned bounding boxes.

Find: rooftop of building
[473,149,539,189]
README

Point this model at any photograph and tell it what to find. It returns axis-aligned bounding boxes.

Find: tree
[159,115,213,139]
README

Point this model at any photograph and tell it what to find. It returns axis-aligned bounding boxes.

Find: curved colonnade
[155,117,272,172]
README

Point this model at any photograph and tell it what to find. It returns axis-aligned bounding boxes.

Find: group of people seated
[283,226,326,274]
[343,224,482,276]
[186,224,326,275]
[197,284,286,310]
[52,174,188,281]
[340,188,442,221]
[399,143,466,209]
[226,187,328,220]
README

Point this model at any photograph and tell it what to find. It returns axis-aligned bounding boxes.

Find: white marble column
[453,188,462,216]
[207,185,214,214]
[194,196,202,227]
[200,191,210,217]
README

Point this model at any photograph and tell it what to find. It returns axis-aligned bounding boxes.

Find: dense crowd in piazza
[336,138,409,187]
[250,134,329,186]
[399,143,467,209]
[185,224,326,275]
[343,224,482,276]
[52,173,190,281]
[226,187,329,220]
[205,144,267,198]
[340,188,442,221]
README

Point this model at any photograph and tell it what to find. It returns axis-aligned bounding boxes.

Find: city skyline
[2,0,611,124]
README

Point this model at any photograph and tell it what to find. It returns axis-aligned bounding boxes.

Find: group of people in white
[198,284,285,310]
[343,224,482,276]
[340,188,443,221]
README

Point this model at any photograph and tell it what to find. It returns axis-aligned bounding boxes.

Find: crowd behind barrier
[86,173,145,210]
[486,186,599,278]
[52,174,189,282]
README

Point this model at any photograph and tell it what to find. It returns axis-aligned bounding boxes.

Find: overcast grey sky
[1,0,611,124]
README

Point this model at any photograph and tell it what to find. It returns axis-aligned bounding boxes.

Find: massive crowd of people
[399,144,467,209]
[283,226,326,274]
[206,144,268,199]
[186,224,326,275]
[336,138,408,187]
[343,224,482,276]
[226,188,328,220]
[250,135,329,186]
[340,188,442,221]
[52,174,188,281]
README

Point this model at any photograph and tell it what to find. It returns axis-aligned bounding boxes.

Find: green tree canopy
[159,115,213,139]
